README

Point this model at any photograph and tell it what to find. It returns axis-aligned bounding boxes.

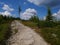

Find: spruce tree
[45,7,54,27]
[46,7,53,22]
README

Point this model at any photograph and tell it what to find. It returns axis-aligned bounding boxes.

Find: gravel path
[8,20,48,45]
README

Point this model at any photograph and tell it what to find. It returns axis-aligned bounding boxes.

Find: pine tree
[45,7,55,27]
[46,7,53,22]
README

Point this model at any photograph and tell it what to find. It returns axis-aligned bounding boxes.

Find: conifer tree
[45,7,54,27]
[46,7,53,22]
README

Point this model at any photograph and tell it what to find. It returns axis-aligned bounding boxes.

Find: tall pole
[18,0,21,19]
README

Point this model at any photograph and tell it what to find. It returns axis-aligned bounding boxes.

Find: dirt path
[8,20,48,45]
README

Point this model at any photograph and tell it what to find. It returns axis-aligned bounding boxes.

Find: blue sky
[0,0,60,19]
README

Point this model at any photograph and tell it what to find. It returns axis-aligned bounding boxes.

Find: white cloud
[2,4,14,11]
[43,16,46,20]
[53,10,60,20]
[0,4,14,17]
[20,8,37,20]
[0,11,11,16]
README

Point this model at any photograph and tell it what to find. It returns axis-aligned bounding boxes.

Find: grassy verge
[0,15,14,45]
[0,23,12,45]
[21,21,38,29]
[40,26,60,45]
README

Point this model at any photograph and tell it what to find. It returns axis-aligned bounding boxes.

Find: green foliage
[0,15,16,45]
[29,16,39,22]
[21,21,37,28]
[35,20,57,28]
[0,23,12,45]
[29,16,40,28]
[46,7,53,22]
[40,26,60,45]
[41,7,56,27]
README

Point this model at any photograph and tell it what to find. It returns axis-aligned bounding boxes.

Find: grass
[0,24,8,41]
[0,23,12,45]
[0,15,20,45]
[21,21,38,29]
[0,15,14,45]
[40,27,60,45]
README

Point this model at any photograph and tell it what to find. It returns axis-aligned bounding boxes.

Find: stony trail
[8,20,48,45]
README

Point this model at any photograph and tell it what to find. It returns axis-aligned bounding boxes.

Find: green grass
[0,15,20,45]
[0,15,14,45]
[21,21,38,29]
[40,26,60,45]
[0,24,8,41]
[0,23,12,45]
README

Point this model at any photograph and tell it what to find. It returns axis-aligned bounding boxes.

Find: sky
[0,0,60,20]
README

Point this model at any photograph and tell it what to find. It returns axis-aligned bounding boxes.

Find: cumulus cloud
[0,4,14,16]
[27,0,60,7]
[2,4,14,11]
[20,8,37,20]
[53,10,60,20]
[0,11,11,16]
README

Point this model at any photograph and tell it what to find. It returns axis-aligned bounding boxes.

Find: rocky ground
[7,20,48,45]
